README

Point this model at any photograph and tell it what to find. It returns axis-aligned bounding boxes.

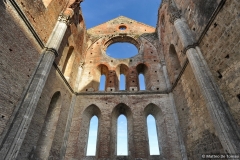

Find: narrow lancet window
[139,73,145,90]
[117,114,128,155]
[147,115,160,155]
[86,116,99,156]
[119,74,126,90]
[99,75,106,91]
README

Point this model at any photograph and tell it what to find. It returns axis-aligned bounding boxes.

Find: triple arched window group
[81,103,162,157]
[98,63,148,91]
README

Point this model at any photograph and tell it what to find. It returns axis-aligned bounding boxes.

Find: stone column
[168,2,240,153]
[0,13,72,159]
[106,70,118,92]
[127,67,138,91]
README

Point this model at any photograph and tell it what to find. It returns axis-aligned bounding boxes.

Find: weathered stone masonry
[0,0,240,159]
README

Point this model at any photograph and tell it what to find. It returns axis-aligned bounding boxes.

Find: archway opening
[117,114,128,155]
[147,114,160,155]
[106,42,138,59]
[99,75,106,91]
[139,73,146,90]
[86,116,99,156]
[119,74,126,90]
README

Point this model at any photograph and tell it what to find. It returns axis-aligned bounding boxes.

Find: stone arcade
[0,0,240,159]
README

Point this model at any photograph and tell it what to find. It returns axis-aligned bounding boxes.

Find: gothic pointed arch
[136,63,149,90]
[110,103,134,159]
[144,103,164,157]
[77,104,101,159]
[116,64,129,90]
[97,64,109,91]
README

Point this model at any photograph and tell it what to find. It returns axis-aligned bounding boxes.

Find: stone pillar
[97,112,111,159]
[132,111,148,159]
[168,2,240,153]
[106,70,118,92]
[0,13,72,159]
[127,67,138,91]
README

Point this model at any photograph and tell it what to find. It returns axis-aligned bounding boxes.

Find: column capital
[168,4,181,24]
[58,7,75,25]
[58,13,71,25]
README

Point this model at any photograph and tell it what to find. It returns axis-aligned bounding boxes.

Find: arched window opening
[119,74,126,90]
[117,114,128,155]
[136,63,148,90]
[147,115,160,155]
[62,47,74,80]
[97,64,109,91]
[34,91,62,159]
[139,73,145,90]
[99,75,106,91]
[86,116,99,156]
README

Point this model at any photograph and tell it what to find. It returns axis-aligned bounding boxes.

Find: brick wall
[199,0,240,127]
[0,1,41,136]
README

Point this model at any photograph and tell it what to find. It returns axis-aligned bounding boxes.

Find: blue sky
[81,0,162,29]
[82,0,162,156]
[107,43,138,59]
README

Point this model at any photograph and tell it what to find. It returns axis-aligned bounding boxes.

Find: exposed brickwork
[173,65,224,159]
[17,67,73,159]
[1,0,240,159]
[0,2,41,136]
[199,0,240,127]
[16,0,68,43]
[173,0,221,40]
[66,94,182,159]
[77,16,167,93]
[158,1,229,159]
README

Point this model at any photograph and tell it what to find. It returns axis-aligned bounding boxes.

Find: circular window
[106,42,138,59]
[119,25,127,30]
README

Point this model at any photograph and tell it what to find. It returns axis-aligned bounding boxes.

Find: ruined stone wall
[0,1,41,136]
[17,66,73,160]
[65,94,182,159]
[15,0,68,43]
[198,0,240,128]
[157,1,225,159]
[77,16,167,93]
[173,0,221,40]
[0,0,89,158]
